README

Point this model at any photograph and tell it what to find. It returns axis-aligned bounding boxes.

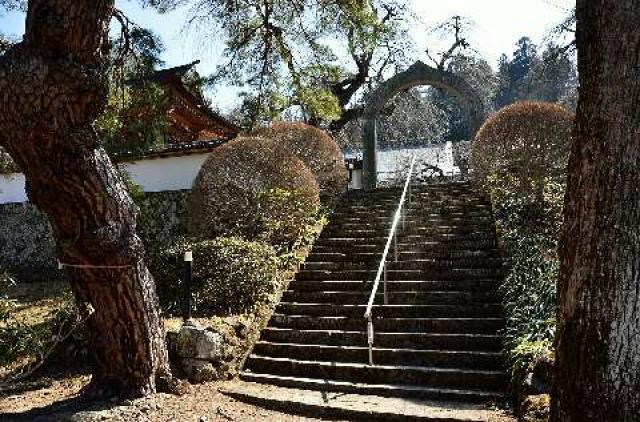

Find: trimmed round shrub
[152,237,279,315]
[470,101,573,235]
[251,122,348,195]
[187,136,320,247]
[470,101,574,191]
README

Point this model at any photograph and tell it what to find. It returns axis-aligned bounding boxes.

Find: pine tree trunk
[552,1,640,420]
[0,0,171,398]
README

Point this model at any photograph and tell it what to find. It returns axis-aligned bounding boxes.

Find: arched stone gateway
[361,61,486,190]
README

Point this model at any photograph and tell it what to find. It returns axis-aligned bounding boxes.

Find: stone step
[341,190,481,200]
[302,258,504,271]
[320,227,496,238]
[281,290,500,305]
[316,230,496,247]
[259,328,502,352]
[269,315,503,334]
[332,206,491,216]
[220,381,507,421]
[253,342,505,370]
[330,210,493,219]
[239,372,506,404]
[328,216,494,224]
[327,221,494,231]
[335,201,491,210]
[312,239,497,251]
[245,356,508,391]
[295,269,503,282]
[305,250,503,263]
[276,303,503,318]
[288,279,501,293]
[402,232,497,242]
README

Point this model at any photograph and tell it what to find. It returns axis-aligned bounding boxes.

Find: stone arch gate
[361,61,487,190]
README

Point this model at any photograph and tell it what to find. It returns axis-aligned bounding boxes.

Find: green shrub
[471,101,573,193]
[488,173,566,238]
[501,231,557,346]
[187,136,321,248]
[251,122,348,195]
[471,103,570,393]
[509,338,554,394]
[152,237,279,315]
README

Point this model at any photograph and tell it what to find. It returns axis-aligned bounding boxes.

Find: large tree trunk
[552,1,640,420]
[0,0,171,398]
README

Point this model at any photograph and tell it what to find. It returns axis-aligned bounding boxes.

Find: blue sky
[0,0,574,111]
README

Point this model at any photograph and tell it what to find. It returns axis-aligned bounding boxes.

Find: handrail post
[383,262,388,305]
[367,317,374,366]
[393,232,398,262]
[401,206,405,231]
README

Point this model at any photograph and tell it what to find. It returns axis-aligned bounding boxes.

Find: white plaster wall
[119,153,211,193]
[0,152,213,204]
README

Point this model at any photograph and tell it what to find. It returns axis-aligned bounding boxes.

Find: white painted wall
[119,153,211,193]
[0,152,213,204]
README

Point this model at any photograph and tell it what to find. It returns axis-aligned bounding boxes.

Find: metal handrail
[364,154,417,366]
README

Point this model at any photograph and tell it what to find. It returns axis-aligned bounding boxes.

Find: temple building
[148,60,238,146]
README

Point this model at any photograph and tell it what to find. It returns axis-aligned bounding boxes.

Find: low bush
[151,237,279,315]
[187,136,320,248]
[489,180,561,394]
[501,231,557,346]
[251,122,348,195]
[470,102,573,397]
[471,101,573,194]
[471,101,573,233]
[510,338,554,398]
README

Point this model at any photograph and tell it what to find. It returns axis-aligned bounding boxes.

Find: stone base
[167,322,230,383]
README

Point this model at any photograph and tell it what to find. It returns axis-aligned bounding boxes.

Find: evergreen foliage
[152,237,279,314]
[95,28,172,156]
[151,0,411,129]
[471,101,573,391]
[494,37,577,110]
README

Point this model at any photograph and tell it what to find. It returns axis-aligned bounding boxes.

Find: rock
[166,322,230,383]
[524,355,554,394]
[173,323,225,362]
[180,358,219,383]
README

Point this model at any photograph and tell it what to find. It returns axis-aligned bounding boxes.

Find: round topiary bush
[251,122,348,195]
[187,136,320,247]
[470,101,574,191]
[471,101,574,236]
[152,237,279,315]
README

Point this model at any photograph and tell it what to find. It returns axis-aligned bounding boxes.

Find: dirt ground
[0,374,339,421]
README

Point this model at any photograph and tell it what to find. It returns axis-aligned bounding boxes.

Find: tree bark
[552,1,640,420]
[0,0,171,398]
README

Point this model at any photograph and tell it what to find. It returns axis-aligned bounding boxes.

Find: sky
[0,0,575,111]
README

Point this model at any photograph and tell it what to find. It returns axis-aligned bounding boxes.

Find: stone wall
[0,190,190,281]
[0,202,57,279]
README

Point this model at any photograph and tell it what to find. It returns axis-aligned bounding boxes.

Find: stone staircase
[238,181,509,414]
